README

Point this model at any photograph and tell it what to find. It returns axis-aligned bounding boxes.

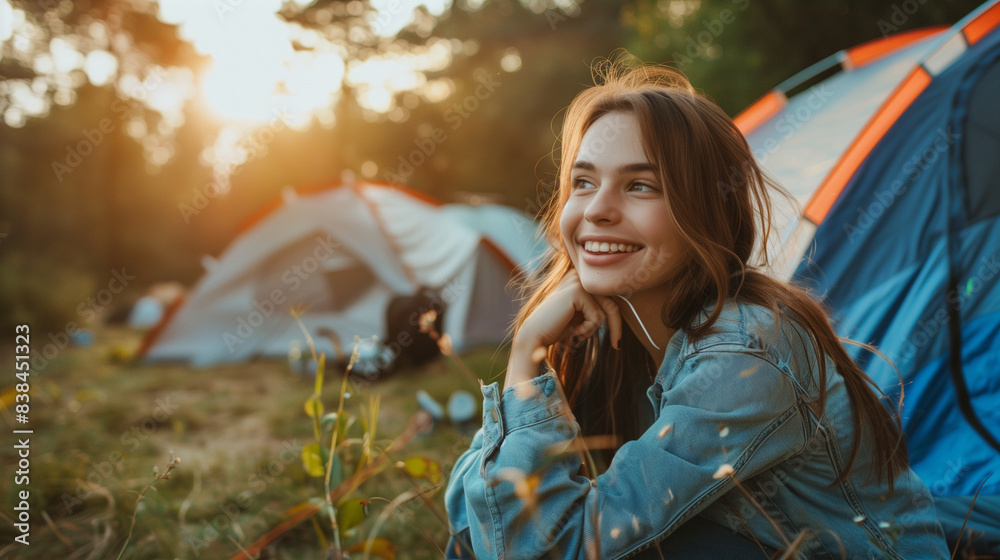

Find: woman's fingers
[521,269,625,351]
[574,291,606,337]
[558,271,621,347]
[596,295,623,350]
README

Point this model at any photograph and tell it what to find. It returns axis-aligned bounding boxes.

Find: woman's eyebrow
[572,160,657,173]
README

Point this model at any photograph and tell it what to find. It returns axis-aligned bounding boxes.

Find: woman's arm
[444,428,485,559]
[448,347,811,560]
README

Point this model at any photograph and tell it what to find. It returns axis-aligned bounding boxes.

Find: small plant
[228,311,455,559]
[114,452,182,560]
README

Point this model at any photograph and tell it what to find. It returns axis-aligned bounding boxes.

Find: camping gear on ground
[70,329,94,346]
[416,389,478,434]
[128,295,164,328]
[384,287,448,372]
[735,1,1000,551]
[136,181,546,367]
[447,390,478,434]
[416,390,445,423]
[347,336,395,381]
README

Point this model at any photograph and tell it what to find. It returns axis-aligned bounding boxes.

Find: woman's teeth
[584,241,640,253]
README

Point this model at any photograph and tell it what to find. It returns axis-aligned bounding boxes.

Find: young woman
[444,63,949,559]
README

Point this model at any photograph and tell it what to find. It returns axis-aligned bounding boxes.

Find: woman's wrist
[505,337,544,390]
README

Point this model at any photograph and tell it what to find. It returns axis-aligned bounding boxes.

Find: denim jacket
[444,299,949,559]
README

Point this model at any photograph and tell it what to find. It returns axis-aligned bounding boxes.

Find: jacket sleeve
[445,428,485,559]
[444,347,812,560]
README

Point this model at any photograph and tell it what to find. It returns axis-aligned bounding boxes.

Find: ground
[0,325,509,560]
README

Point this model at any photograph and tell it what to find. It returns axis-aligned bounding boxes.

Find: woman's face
[560,111,683,299]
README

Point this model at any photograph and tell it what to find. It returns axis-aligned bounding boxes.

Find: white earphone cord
[615,295,661,350]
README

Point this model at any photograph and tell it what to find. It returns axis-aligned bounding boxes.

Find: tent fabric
[737,0,1000,551]
[138,182,544,366]
[743,31,941,218]
[440,203,548,272]
[963,52,1000,222]
[741,31,944,276]
[791,12,1000,500]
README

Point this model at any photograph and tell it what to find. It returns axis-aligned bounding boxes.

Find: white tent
[138,181,547,366]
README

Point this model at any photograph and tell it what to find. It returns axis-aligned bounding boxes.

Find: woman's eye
[572,178,596,190]
[629,182,658,193]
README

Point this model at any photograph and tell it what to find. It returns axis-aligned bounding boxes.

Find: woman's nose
[583,182,621,224]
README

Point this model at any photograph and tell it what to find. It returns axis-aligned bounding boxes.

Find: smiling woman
[561,111,684,340]
[443,61,951,559]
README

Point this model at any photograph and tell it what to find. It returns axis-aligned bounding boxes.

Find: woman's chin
[578,278,624,298]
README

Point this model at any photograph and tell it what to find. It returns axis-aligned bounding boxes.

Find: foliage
[0,250,97,334]
[621,0,983,114]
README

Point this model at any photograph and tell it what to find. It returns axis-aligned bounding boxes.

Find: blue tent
[737,1,1000,552]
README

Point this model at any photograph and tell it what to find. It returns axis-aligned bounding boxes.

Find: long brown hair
[513,60,908,490]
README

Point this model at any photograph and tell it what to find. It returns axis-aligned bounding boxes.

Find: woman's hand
[504,270,622,390]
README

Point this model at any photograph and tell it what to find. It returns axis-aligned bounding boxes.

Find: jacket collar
[654,299,744,380]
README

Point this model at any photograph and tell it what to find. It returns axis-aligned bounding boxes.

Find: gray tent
[138,181,546,366]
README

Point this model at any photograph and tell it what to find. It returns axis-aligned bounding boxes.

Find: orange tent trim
[804,67,932,224]
[734,90,787,136]
[844,27,945,69]
[965,1,1000,44]
[135,293,187,359]
[236,179,445,233]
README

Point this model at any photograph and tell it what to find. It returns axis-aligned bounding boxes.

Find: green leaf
[304,397,323,418]
[321,412,354,445]
[329,451,343,484]
[396,456,443,484]
[301,443,326,477]
[314,353,325,395]
[336,497,370,534]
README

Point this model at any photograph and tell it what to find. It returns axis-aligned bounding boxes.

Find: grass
[0,325,508,559]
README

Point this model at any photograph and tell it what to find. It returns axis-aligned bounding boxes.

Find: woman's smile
[579,237,643,265]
